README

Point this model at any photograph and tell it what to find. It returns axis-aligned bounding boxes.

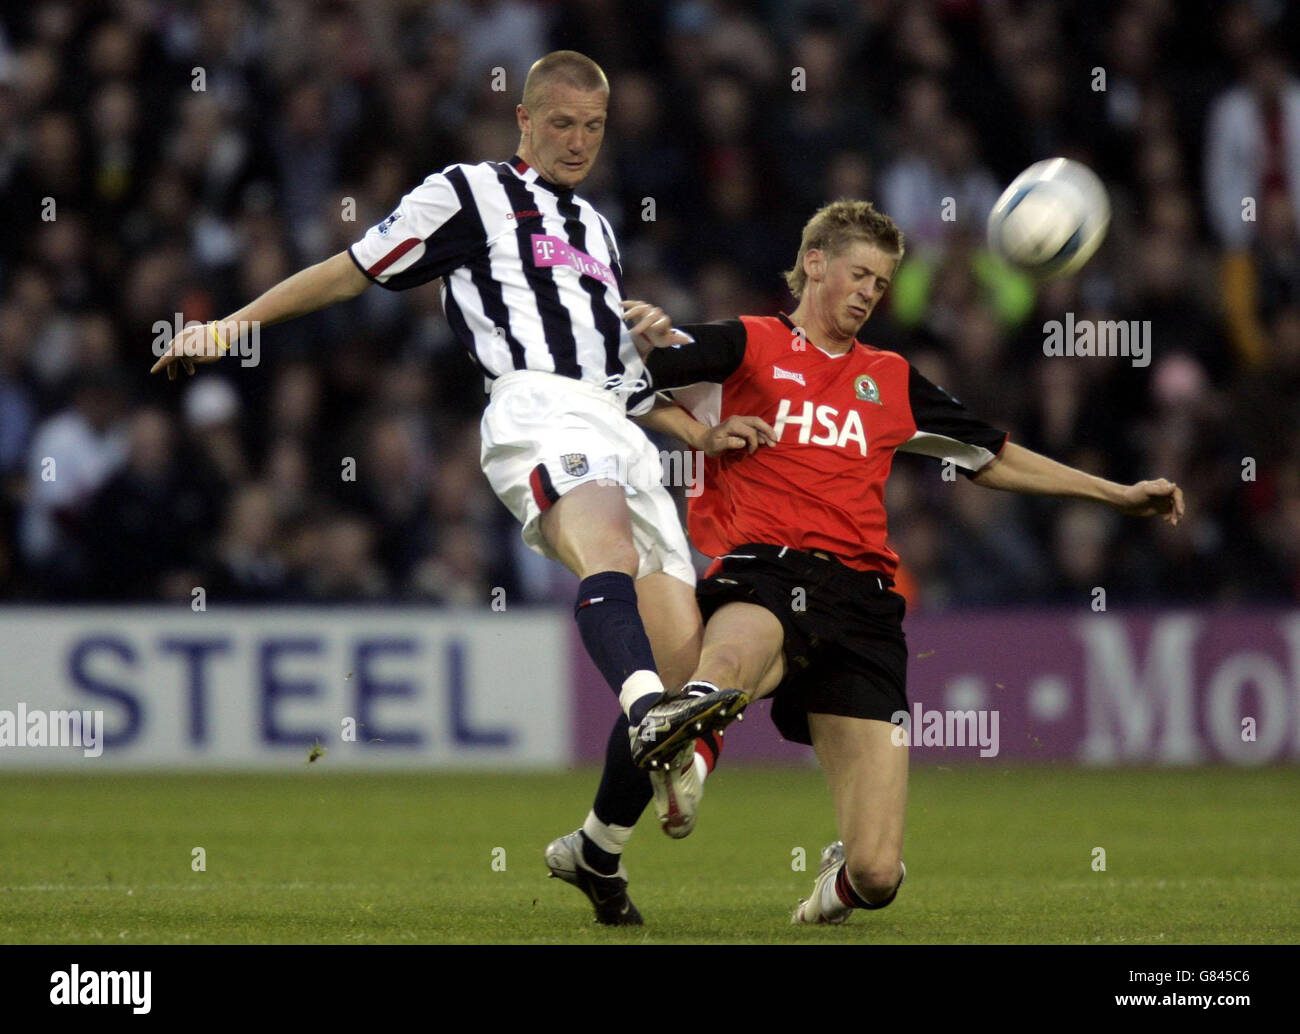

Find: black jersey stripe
[595,212,624,286]
[464,249,526,371]
[444,167,526,371]
[443,288,494,379]
[900,363,1009,477]
[494,165,582,378]
[627,382,656,411]
[557,194,625,378]
[369,169,486,292]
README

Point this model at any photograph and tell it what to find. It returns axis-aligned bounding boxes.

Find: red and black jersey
[647,314,1009,578]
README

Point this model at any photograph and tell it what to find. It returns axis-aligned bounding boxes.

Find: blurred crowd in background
[1,0,1298,609]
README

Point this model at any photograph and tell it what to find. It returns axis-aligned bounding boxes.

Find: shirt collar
[777,312,858,358]
[508,154,573,196]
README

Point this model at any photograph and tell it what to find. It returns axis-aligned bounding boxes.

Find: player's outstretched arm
[970,442,1184,525]
[150,250,370,380]
[634,397,774,457]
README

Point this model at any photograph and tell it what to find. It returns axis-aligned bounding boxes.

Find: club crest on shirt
[561,453,589,477]
[854,374,881,404]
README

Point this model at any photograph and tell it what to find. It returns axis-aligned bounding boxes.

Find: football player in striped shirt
[616,199,1184,924]
[151,51,756,925]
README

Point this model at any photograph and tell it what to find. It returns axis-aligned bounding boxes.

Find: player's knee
[571,535,639,578]
[846,856,903,905]
[698,641,746,688]
[598,541,641,578]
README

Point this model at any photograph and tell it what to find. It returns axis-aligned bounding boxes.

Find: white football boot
[792,841,906,924]
[793,840,852,925]
[649,741,707,839]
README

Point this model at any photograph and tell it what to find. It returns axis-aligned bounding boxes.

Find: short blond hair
[783,200,904,300]
[521,51,609,110]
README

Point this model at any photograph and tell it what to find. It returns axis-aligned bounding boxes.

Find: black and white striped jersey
[348,155,654,414]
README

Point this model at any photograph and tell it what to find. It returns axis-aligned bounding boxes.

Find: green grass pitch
[2,766,1297,944]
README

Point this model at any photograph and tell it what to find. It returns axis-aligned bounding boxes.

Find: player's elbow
[328,251,371,303]
[969,458,1002,488]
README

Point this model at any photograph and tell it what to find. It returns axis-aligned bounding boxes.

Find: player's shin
[580,714,653,874]
[574,571,665,724]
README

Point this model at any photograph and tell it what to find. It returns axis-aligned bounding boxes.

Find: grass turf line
[1,766,1297,944]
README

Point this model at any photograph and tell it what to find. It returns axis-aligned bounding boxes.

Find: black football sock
[836,864,904,910]
[859,865,905,910]
[835,865,871,909]
[574,571,663,722]
[580,715,652,876]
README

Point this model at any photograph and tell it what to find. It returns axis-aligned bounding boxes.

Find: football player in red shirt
[624,199,1184,924]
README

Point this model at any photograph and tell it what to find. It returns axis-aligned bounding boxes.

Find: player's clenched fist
[149,321,228,381]
[1117,478,1185,525]
[621,299,694,354]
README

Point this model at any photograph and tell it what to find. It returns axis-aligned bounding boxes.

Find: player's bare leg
[636,571,703,692]
[628,598,760,769]
[794,713,907,924]
[540,478,640,578]
[690,601,786,700]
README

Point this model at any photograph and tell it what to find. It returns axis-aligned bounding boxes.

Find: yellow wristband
[207,321,229,356]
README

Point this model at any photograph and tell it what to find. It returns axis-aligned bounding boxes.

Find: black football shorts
[695,543,908,745]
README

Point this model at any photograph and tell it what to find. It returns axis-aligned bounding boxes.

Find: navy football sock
[574,571,663,720]
[579,830,621,876]
[627,693,656,726]
[580,715,653,876]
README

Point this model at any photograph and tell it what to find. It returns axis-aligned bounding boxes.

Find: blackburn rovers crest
[561,453,589,477]
[854,374,881,404]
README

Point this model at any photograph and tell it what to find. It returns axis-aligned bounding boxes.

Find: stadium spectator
[83,406,212,599]
[205,481,292,602]
[19,369,129,597]
[1205,48,1300,250]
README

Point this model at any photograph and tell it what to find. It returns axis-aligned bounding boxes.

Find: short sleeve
[348,166,486,291]
[896,365,1009,476]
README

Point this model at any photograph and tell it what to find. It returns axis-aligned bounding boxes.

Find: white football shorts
[480,370,696,586]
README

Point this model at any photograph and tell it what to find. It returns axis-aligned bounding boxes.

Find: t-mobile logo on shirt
[531,235,616,290]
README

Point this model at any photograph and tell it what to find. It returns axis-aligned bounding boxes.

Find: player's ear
[804,249,825,283]
[516,104,531,135]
